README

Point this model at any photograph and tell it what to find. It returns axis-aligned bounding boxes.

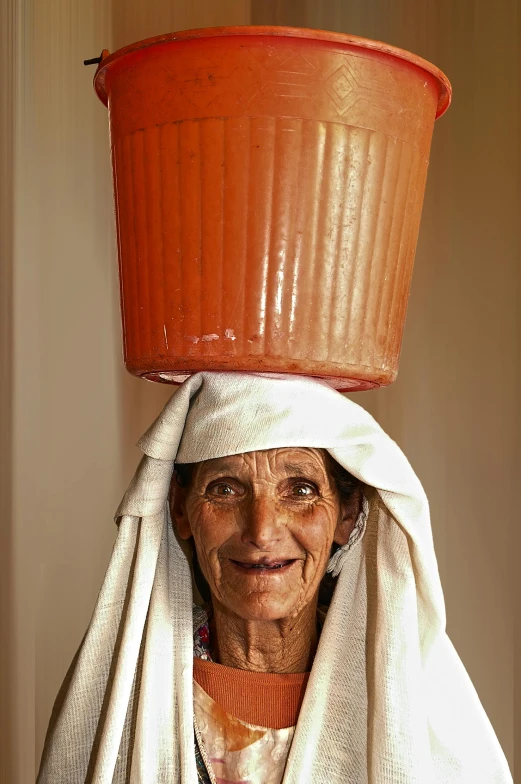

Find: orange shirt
[193,657,309,729]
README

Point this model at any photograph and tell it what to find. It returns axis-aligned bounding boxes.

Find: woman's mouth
[230,559,297,572]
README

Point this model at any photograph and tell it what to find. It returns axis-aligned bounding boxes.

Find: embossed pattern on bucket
[96,28,451,390]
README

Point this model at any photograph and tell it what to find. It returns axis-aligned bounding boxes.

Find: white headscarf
[38,372,512,784]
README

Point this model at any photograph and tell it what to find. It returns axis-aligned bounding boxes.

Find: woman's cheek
[190,502,238,568]
[195,508,216,549]
[292,506,336,558]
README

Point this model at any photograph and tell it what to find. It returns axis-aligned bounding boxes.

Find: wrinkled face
[172,447,357,622]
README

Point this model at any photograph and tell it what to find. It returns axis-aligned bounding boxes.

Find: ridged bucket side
[113,116,428,386]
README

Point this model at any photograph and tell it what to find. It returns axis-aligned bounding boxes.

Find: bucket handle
[83,49,110,66]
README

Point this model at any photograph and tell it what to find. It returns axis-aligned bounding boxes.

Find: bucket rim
[93,25,451,117]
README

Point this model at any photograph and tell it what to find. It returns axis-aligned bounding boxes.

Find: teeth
[232,559,295,570]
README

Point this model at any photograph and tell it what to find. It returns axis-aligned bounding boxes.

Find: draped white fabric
[37,372,512,783]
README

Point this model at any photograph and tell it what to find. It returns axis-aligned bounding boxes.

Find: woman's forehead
[193,447,331,476]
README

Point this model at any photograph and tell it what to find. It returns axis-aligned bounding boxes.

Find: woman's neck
[209,598,319,673]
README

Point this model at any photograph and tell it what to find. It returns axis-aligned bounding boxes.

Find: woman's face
[172,447,359,622]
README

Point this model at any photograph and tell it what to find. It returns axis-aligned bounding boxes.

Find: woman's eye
[291,483,317,498]
[207,482,237,497]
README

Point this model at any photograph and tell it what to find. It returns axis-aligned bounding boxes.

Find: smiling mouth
[230,559,296,571]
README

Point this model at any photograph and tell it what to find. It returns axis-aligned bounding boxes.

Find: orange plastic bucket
[93,26,451,391]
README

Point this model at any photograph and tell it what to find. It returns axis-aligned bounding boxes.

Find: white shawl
[37,371,512,783]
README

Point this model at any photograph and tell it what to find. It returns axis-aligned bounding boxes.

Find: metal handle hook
[84,55,103,66]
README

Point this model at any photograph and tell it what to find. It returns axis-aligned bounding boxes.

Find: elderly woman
[38,372,512,784]
[173,447,363,782]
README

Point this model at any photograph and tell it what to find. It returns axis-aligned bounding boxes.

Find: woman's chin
[223,592,301,622]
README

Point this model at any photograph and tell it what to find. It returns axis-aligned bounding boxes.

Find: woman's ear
[333,488,363,546]
[169,478,192,540]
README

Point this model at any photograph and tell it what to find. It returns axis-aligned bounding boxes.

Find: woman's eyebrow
[283,462,323,478]
[199,462,240,477]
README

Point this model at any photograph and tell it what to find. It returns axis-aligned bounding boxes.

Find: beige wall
[1,2,16,780]
[1,0,517,780]
[6,2,118,779]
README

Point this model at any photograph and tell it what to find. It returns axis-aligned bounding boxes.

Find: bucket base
[137,368,381,393]
[128,353,392,392]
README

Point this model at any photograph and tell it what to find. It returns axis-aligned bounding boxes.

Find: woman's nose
[240,493,284,549]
